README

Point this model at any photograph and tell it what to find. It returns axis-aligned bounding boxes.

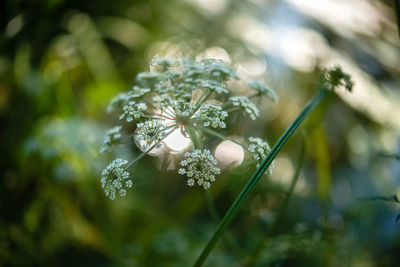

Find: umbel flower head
[99,126,122,154]
[316,66,354,92]
[99,57,277,199]
[229,96,259,120]
[100,159,133,200]
[178,149,220,189]
[192,104,228,128]
[247,137,275,175]
[135,119,167,150]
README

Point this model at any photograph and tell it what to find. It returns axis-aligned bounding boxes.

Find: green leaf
[193,89,331,267]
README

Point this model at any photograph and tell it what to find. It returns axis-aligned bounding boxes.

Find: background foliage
[1,0,400,266]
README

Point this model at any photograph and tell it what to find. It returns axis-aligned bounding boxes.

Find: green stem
[189,89,212,118]
[142,114,172,120]
[160,108,176,118]
[186,125,202,149]
[221,101,233,110]
[192,89,331,267]
[244,139,307,267]
[201,190,247,260]
[195,125,246,148]
[376,152,400,161]
[225,107,241,113]
[358,195,400,203]
[248,93,262,99]
[144,100,158,110]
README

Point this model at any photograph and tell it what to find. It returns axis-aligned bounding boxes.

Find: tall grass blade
[193,89,331,267]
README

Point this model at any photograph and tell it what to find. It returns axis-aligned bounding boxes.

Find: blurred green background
[1,0,400,266]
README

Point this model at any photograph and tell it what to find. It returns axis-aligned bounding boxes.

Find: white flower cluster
[153,95,194,118]
[135,120,167,150]
[202,59,239,80]
[107,87,150,113]
[183,58,238,82]
[229,96,259,120]
[100,159,133,200]
[119,101,147,122]
[130,86,151,98]
[99,126,122,154]
[136,72,162,85]
[100,57,277,197]
[193,104,228,128]
[248,81,278,102]
[178,149,221,189]
[248,137,274,175]
[183,58,208,78]
[107,93,129,113]
[198,79,229,94]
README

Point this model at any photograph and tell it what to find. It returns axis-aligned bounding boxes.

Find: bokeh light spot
[214,140,244,168]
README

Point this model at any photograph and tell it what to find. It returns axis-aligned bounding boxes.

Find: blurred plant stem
[201,190,247,260]
[193,89,332,267]
[312,125,331,205]
[244,95,334,266]
[195,125,246,148]
[395,0,400,37]
[375,152,400,160]
[243,138,306,266]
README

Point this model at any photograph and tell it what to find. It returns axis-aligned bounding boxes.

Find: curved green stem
[201,190,247,260]
[189,89,212,118]
[225,107,241,113]
[192,89,331,267]
[186,125,202,149]
[195,125,247,149]
[248,92,262,99]
[142,114,173,120]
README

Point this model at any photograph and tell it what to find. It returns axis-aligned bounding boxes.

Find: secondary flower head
[119,101,147,122]
[248,80,278,102]
[99,126,122,154]
[317,66,354,92]
[107,87,150,113]
[248,137,274,175]
[178,149,221,189]
[198,79,229,94]
[229,96,259,120]
[135,119,168,150]
[202,58,239,80]
[193,104,228,128]
[100,159,133,200]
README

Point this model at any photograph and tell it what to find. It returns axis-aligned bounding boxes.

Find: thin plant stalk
[201,190,247,260]
[193,89,331,267]
[190,89,212,117]
[195,125,246,148]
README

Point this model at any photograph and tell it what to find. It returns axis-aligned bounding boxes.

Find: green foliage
[2,1,400,266]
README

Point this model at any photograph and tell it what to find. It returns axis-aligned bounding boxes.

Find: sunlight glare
[238,58,266,76]
[163,129,191,153]
[196,47,231,62]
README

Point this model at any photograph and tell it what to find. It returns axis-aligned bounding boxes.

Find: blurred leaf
[312,125,331,203]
